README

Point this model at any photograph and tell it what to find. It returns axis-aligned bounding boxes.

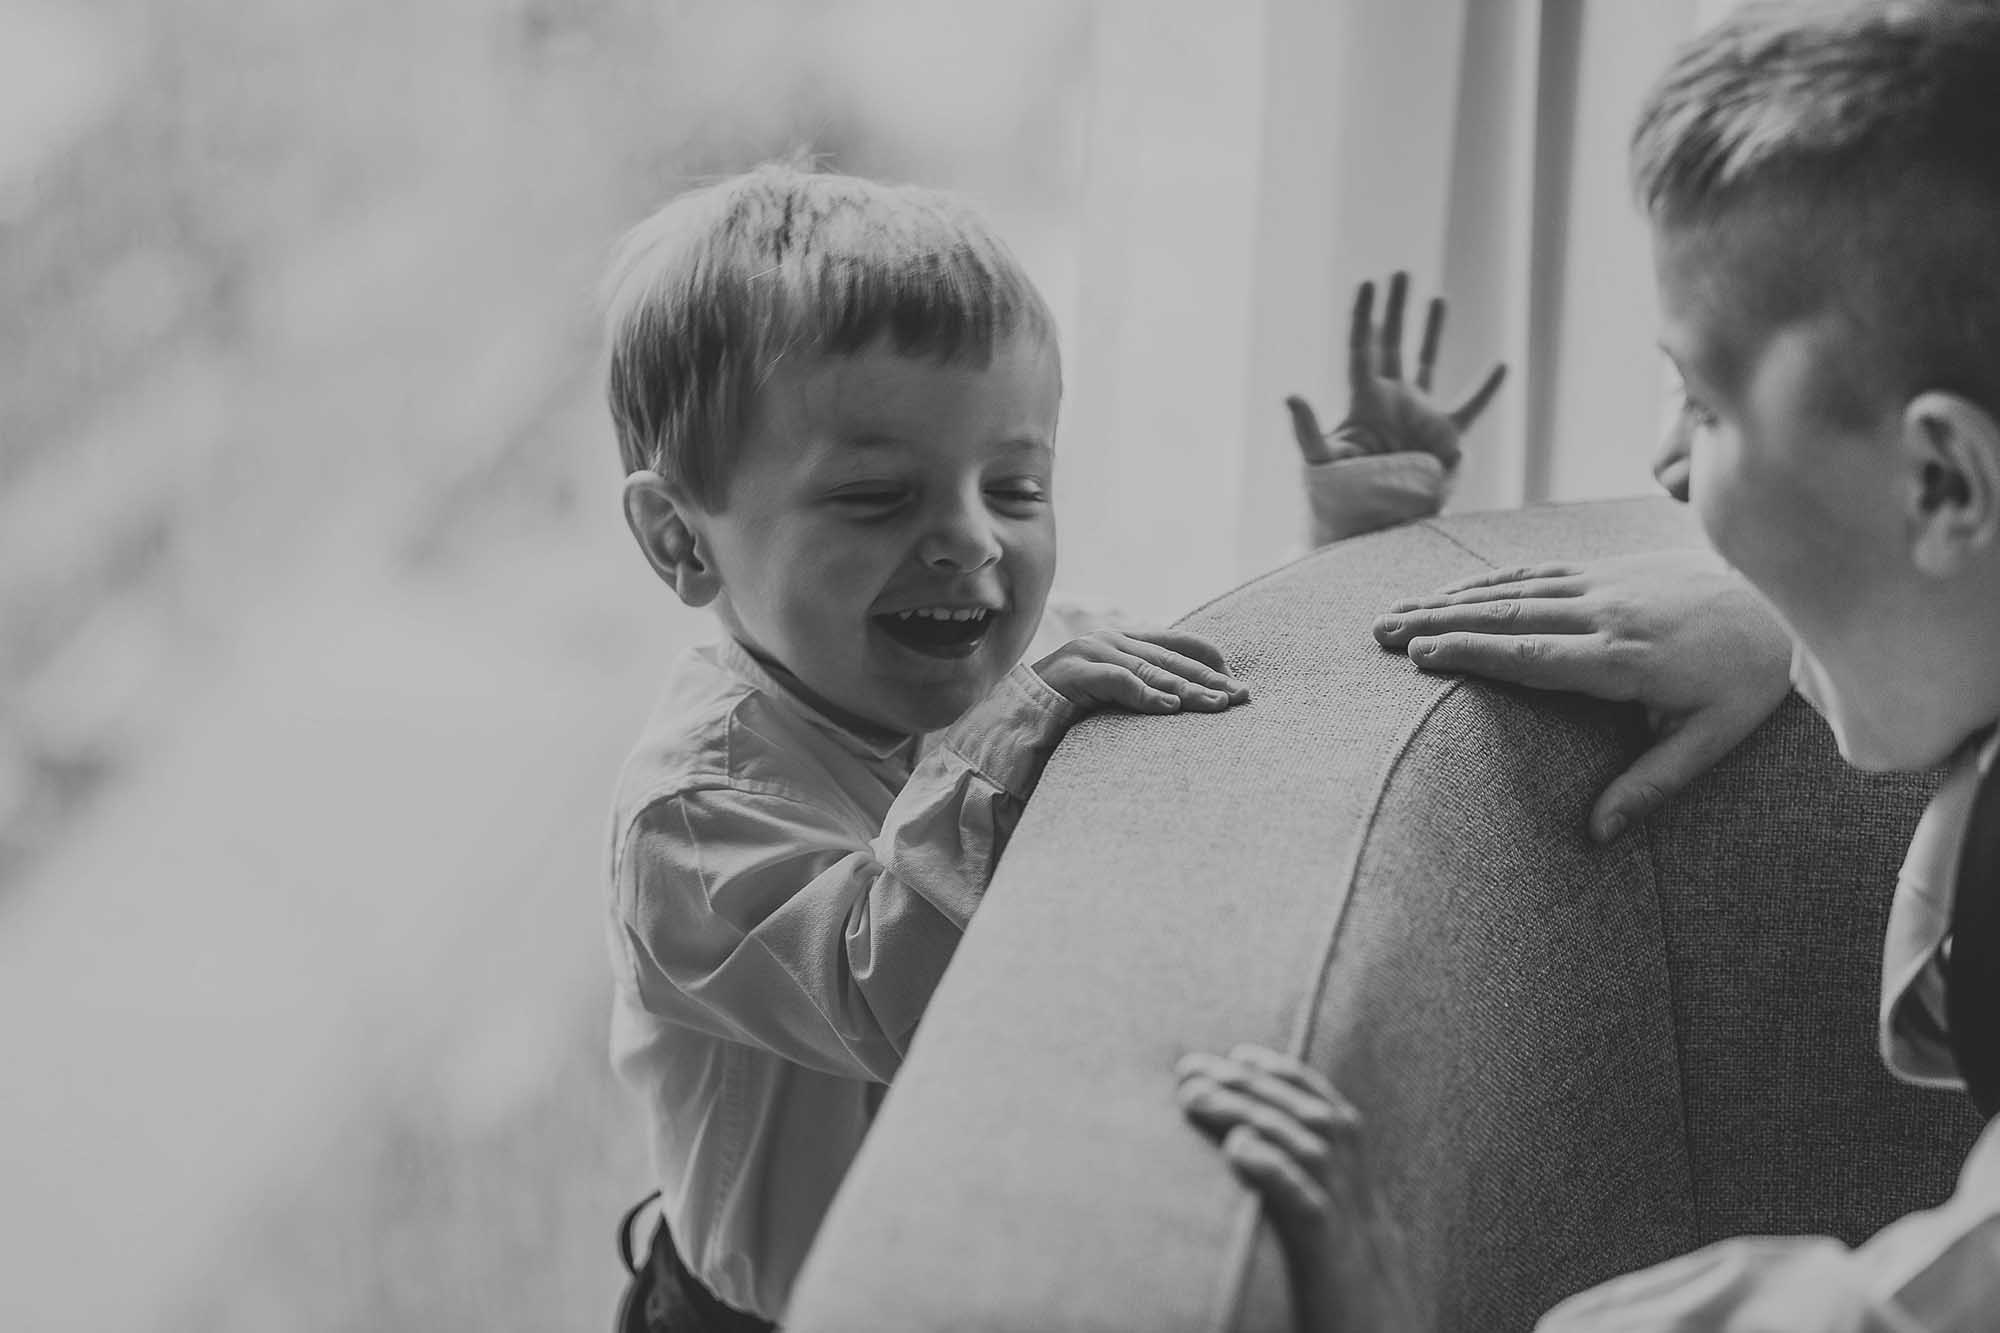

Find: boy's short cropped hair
[1632,0,2000,419]
[603,162,1058,509]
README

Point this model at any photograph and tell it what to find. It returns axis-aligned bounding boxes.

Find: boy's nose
[1654,409,1694,503]
[917,504,1002,572]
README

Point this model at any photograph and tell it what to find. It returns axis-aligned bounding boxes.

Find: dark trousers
[614,1194,778,1333]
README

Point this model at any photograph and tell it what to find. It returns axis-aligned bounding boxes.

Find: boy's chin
[1797,651,1978,772]
[1822,706,1966,773]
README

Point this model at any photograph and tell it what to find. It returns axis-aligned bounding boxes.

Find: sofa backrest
[788,499,1981,1333]
[1321,686,1971,1331]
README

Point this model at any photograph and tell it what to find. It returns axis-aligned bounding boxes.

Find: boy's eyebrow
[834,432,1053,456]
[993,436,1054,459]
[841,432,916,451]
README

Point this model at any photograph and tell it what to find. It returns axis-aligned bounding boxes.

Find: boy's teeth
[895,607,991,621]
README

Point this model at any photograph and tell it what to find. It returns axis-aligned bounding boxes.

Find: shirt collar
[1881,727,2000,1085]
[712,636,919,764]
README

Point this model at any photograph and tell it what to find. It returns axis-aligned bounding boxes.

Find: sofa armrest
[787,499,1973,1332]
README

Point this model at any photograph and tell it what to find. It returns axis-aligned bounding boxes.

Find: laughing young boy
[599,165,1500,1330]
[1181,1,2000,1328]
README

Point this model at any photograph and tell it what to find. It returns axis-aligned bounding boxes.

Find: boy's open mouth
[872,606,996,659]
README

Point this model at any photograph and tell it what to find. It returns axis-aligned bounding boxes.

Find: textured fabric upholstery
[787,498,1984,1333]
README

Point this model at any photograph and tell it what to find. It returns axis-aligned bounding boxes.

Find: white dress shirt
[605,636,1081,1318]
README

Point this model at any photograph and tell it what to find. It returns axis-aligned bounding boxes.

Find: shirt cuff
[934,663,1081,799]
[1536,1236,1896,1333]
[1303,452,1452,546]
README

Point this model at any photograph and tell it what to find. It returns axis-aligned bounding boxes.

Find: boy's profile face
[1652,220,1978,770]
[694,334,1061,737]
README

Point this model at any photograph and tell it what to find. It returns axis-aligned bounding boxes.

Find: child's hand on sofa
[1372,548,1794,842]
[1177,1046,1419,1332]
[1285,271,1508,471]
[1033,629,1250,715]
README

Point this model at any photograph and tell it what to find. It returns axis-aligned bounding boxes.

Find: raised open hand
[1286,272,1508,470]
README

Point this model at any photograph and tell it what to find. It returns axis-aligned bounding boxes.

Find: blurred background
[0,2,1726,1329]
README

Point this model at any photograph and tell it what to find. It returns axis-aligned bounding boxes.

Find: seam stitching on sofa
[1289,681,1465,1054]
[1206,500,1689,1331]
[1210,514,1492,1333]
[1642,804,1706,1247]
[1414,519,1487,564]
[1208,676,1466,1333]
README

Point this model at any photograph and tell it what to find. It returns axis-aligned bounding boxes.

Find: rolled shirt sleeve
[1303,452,1452,547]
[616,662,1078,1085]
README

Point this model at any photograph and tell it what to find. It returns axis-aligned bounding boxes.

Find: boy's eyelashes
[986,482,1049,507]
[1667,378,1719,432]
[1662,361,1720,433]
[827,487,908,510]
[820,481,1051,513]
[1679,396,1719,432]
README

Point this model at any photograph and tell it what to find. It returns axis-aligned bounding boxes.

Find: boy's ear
[1902,391,2000,579]
[623,470,722,607]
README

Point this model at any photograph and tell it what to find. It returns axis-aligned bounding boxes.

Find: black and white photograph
[4,1,1997,1329]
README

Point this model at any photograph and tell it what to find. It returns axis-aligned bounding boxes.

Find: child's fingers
[1180,1052,1354,1141]
[1587,699,1771,844]
[1121,639,1249,702]
[1114,653,1234,711]
[1372,594,1599,649]
[1448,361,1509,430]
[1221,1123,1333,1230]
[1179,1072,1332,1172]
[1385,573,1587,614]
[1404,632,1630,698]
[1386,563,1585,606]
[1415,297,1445,392]
[1347,281,1377,388]
[1224,1044,1352,1113]
[1069,660,1182,713]
[1285,395,1337,466]
[1125,628,1231,673]
[1380,272,1409,380]
[1112,660,1184,712]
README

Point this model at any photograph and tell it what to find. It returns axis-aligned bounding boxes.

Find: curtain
[1057,0,1732,621]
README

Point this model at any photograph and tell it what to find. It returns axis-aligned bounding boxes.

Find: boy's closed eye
[1676,392,1718,433]
[825,483,912,517]
[824,480,1048,511]
[1655,362,1714,503]
[985,479,1050,512]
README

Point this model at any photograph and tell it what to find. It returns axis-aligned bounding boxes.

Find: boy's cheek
[1009,529,1060,608]
[1687,466,1767,587]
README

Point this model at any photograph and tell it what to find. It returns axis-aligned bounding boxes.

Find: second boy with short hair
[1182,1,2000,1328]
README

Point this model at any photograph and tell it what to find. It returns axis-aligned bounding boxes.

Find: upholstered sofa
[788,497,1984,1332]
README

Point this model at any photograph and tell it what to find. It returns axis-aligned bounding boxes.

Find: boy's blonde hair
[603,162,1058,509]
[1632,0,2000,419]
